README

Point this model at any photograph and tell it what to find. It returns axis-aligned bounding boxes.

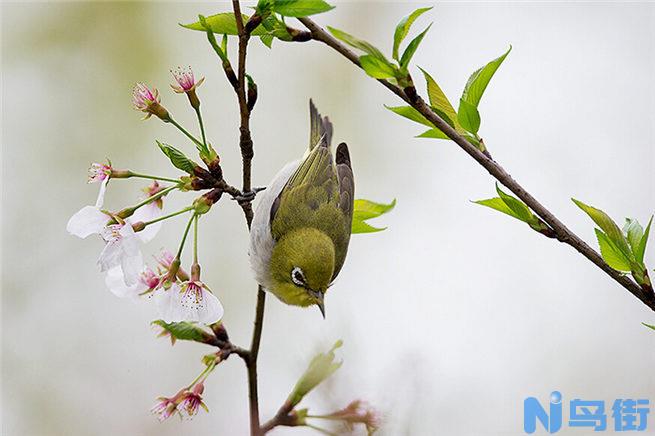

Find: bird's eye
[291,267,306,287]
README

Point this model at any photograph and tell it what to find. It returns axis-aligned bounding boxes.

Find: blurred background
[3,2,655,435]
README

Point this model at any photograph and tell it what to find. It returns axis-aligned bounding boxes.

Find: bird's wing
[271,101,337,239]
[270,101,354,281]
[335,142,354,219]
[309,99,332,151]
[283,100,335,194]
[249,160,299,289]
[330,142,354,279]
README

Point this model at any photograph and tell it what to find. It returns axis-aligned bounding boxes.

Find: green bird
[249,100,354,317]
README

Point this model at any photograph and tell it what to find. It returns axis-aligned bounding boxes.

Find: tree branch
[233,0,255,224]
[260,400,297,434]
[297,17,655,311]
[231,2,267,435]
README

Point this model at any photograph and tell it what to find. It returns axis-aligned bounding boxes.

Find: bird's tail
[309,99,333,150]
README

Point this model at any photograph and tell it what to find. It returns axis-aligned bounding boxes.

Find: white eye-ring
[291,267,306,287]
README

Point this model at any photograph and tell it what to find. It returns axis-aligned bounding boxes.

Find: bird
[249,100,354,317]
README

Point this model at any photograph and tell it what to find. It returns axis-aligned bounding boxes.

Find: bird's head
[269,227,335,317]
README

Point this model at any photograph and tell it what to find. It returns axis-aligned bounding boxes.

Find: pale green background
[2,2,655,435]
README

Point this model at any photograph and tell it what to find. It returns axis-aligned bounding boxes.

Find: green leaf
[327,26,387,62]
[461,46,512,108]
[157,141,197,174]
[636,216,652,264]
[399,23,432,68]
[572,198,632,259]
[496,183,534,223]
[474,197,521,220]
[352,199,396,234]
[198,15,228,61]
[475,192,549,233]
[181,12,268,36]
[595,229,632,272]
[353,199,396,220]
[385,105,433,127]
[393,7,432,61]
[642,322,655,331]
[221,33,228,53]
[152,320,215,344]
[624,218,644,250]
[419,67,460,131]
[457,98,481,134]
[271,0,334,17]
[360,55,397,79]
[261,13,293,41]
[260,34,274,48]
[416,128,448,139]
[352,220,386,234]
[287,340,343,407]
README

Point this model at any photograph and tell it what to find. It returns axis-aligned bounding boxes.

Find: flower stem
[187,359,216,389]
[143,206,193,227]
[132,185,177,212]
[305,424,338,436]
[127,172,181,184]
[169,117,206,152]
[195,107,208,149]
[176,212,197,259]
[193,214,199,264]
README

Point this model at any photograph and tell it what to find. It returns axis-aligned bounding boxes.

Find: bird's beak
[316,298,326,319]
[309,289,326,319]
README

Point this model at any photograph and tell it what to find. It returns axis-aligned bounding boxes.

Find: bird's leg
[232,186,266,203]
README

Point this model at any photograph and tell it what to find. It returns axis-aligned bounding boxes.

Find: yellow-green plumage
[249,100,354,315]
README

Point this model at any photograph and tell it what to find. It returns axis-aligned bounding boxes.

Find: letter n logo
[524,391,562,434]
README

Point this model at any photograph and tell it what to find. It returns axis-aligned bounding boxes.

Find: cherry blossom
[154,280,223,325]
[170,66,204,94]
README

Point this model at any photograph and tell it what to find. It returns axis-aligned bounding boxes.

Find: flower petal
[95,177,109,208]
[118,224,141,256]
[105,266,144,299]
[98,240,122,272]
[120,251,144,286]
[197,289,224,324]
[130,203,163,243]
[153,285,183,323]
[66,206,108,238]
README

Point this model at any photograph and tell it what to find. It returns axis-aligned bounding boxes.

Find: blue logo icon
[524,391,562,433]
[524,392,650,433]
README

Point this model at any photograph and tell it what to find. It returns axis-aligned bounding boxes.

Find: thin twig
[297,17,655,311]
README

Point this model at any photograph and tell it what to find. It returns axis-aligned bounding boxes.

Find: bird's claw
[232,186,266,203]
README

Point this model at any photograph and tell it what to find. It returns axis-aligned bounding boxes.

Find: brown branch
[297,17,655,311]
[245,285,267,435]
[231,2,267,436]
[261,400,297,434]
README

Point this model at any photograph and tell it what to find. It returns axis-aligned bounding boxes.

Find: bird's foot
[232,186,266,203]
